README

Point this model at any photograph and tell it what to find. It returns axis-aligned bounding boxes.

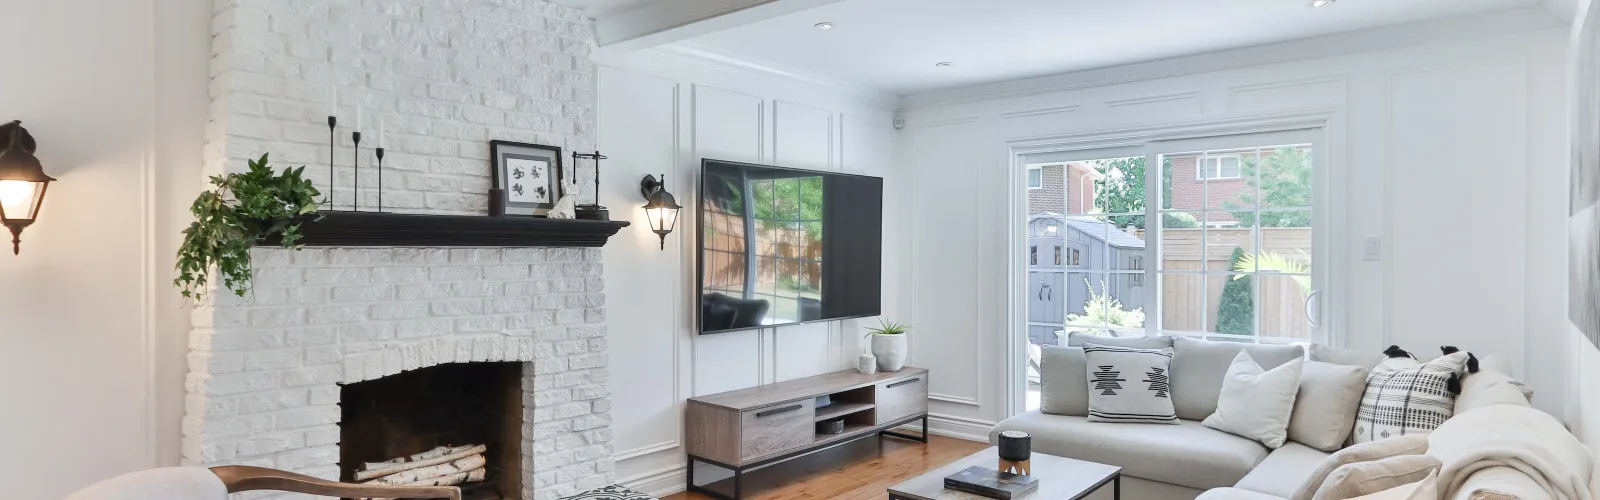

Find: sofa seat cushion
[1197,488,1287,500]
[1233,443,1330,498]
[991,411,1268,490]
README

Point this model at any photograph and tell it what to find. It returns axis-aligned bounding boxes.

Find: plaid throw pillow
[1353,351,1469,443]
[1083,343,1178,424]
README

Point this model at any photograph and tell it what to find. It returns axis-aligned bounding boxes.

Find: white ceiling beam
[596,0,849,51]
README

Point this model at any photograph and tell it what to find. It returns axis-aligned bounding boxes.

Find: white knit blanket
[1407,404,1594,500]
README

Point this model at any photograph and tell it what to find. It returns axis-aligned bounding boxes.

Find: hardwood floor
[663,434,989,500]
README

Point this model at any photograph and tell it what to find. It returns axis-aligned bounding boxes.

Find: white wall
[592,46,897,496]
[898,8,1570,435]
[0,0,208,497]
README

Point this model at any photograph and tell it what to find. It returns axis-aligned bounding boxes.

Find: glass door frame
[1143,128,1328,343]
[1003,111,1345,416]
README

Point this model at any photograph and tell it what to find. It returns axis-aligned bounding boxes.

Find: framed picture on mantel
[490,140,563,216]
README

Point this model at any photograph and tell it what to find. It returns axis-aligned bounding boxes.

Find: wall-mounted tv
[698,159,883,335]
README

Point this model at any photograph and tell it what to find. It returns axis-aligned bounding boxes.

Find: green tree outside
[1215,248,1255,335]
[1087,157,1175,230]
[1226,147,1312,227]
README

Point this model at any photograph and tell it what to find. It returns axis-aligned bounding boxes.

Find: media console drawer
[739,399,815,460]
[875,375,928,425]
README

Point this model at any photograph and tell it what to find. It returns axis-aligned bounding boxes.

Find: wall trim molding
[615,440,681,461]
[929,393,981,406]
[647,43,901,111]
[1000,105,1081,120]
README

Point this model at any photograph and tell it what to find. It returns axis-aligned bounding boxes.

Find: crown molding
[644,42,902,110]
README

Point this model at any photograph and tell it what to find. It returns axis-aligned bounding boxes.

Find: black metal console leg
[685,455,744,500]
[879,414,930,443]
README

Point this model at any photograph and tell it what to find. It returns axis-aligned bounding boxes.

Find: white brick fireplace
[188,0,615,496]
[184,246,614,499]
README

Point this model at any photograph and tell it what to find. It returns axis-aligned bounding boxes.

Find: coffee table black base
[886,470,1120,500]
[687,413,929,500]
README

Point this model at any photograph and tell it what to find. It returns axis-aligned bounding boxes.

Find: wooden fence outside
[1139,227,1313,339]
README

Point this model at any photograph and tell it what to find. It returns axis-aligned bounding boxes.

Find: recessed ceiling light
[1309,0,1334,7]
[814,22,836,30]
[935,62,954,68]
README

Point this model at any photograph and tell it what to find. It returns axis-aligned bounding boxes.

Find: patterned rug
[559,485,658,500]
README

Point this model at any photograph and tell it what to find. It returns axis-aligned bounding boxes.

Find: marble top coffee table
[887,447,1121,500]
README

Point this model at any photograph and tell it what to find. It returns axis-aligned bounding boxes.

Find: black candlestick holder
[351,131,361,211]
[375,147,385,212]
[326,116,337,209]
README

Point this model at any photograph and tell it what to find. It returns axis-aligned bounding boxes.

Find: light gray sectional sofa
[988,334,1542,500]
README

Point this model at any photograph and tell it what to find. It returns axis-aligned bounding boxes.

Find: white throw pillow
[1203,351,1304,448]
[1082,343,1178,424]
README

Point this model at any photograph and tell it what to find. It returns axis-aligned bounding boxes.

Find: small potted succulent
[863,319,910,372]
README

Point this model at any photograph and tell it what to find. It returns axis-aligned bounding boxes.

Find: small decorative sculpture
[548,176,579,219]
[997,430,1033,475]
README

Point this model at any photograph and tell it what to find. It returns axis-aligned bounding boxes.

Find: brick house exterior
[1028,162,1099,215]
[1167,154,1250,225]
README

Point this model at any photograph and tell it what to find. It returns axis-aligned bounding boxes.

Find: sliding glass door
[1020,129,1325,411]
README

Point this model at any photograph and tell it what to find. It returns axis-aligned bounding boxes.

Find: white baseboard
[622,413,997,498]
[619,465,687,498]
[892,413,996,443]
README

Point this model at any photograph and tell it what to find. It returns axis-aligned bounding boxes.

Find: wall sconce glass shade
[0,121,52,255]
[640,174,681,250]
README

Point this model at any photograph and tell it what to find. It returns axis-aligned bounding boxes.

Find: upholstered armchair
[66,465,460,500]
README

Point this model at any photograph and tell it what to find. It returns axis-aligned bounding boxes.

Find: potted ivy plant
[864,319,910,372]
[174,154,321,302]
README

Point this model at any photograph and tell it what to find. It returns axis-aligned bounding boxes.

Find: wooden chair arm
[210,465,462,500]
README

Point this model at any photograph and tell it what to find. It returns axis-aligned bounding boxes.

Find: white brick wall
[184,247,613,500]
[192,1,611,498]
[206,0,599,213]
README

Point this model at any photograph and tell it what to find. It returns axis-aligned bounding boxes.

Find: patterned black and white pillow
[1082,343,1178,424]
[559,485,658,500]
[1353,349,1471,443]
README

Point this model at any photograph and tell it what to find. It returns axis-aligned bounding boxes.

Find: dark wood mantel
[261,211,631,247]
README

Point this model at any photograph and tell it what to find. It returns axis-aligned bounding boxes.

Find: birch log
[354,445,487,481]
[364,453,488,485]
[365,466,487,500]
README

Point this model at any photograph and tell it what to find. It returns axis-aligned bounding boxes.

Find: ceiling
[671,0,1553,95]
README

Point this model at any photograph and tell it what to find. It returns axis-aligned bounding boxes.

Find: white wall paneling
[0,0,208,496]
[898,26,1569,434]
[595,48,896,497]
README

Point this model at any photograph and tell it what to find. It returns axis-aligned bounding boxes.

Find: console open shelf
[813,402,875,422]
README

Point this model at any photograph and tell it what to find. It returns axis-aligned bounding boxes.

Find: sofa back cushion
[1038,346,1089,416]
[1454,368,1532,415]
[1171,336,1305,421]
[1067,332,1175,349]
[1309,344,1385,369]
[1290,361,1371,451]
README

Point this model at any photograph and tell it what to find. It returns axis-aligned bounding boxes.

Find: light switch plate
[1363,237,1382,261]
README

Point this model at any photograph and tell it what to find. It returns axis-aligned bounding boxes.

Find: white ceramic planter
[871,334,907,372]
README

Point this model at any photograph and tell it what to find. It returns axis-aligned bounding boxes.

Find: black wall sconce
[639,174,681,250]
[0,121,54,255]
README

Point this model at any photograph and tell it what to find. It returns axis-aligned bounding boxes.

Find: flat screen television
[698,159,883,334]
